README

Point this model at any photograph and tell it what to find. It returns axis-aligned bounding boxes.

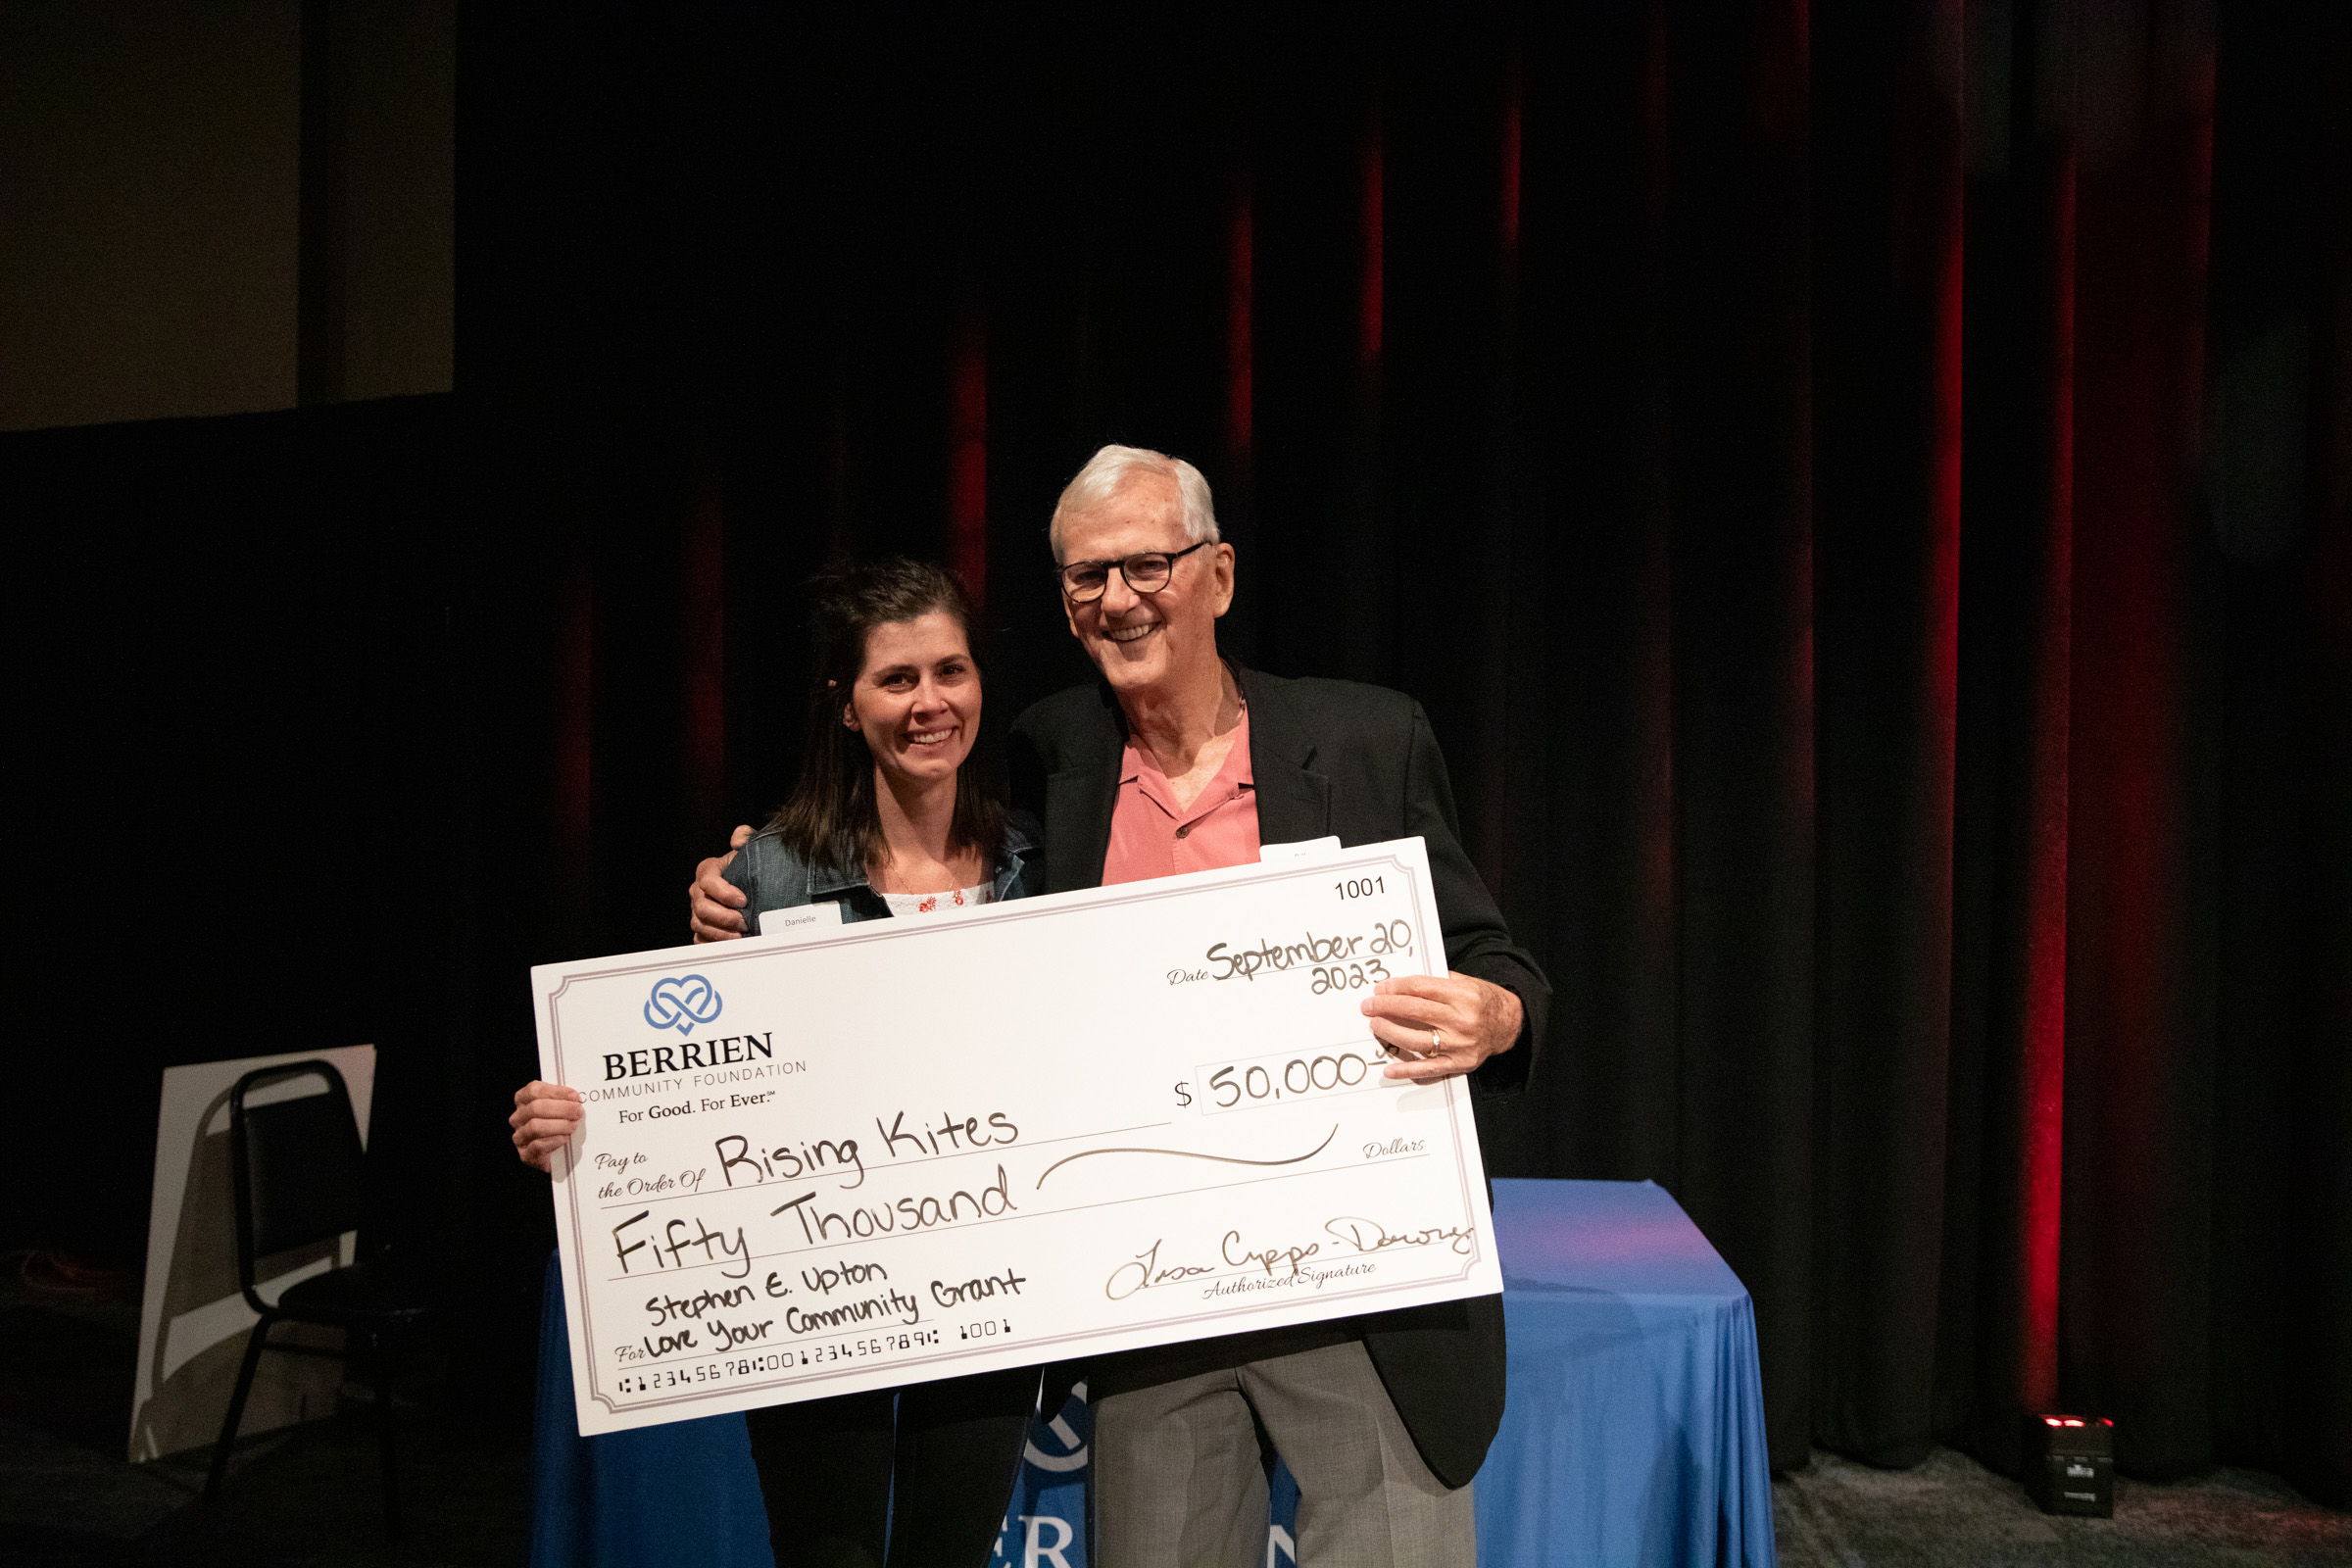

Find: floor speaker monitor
[2025,1413,2114,1517]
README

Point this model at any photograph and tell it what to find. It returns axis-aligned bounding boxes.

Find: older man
[692,445,1547,1566]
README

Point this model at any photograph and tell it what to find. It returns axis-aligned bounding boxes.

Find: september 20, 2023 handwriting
[534,837,1503,1436]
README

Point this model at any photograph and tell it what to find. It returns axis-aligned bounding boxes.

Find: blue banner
[989,1382,1299,1568]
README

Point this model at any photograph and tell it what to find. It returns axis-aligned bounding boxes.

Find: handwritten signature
[1104,1240,1216,1300]
[1103,1214,1477,1298]
[1323,1215,1475,1256]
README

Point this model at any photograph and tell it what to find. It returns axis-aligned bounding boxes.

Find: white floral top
[878,882,996,919]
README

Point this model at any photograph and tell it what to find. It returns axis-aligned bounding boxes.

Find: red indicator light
[2044,1417,2063,1426]
[2099,1418,2113,1427]
[2063,1418,2083,1427]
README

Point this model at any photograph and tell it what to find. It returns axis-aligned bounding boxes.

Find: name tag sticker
[756,904,844,939]
[1258,837,1342,862]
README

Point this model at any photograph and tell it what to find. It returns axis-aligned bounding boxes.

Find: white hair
[1049,444,1219,562]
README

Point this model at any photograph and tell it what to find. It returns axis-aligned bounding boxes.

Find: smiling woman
[765,556,1009,893]
[505,556,1047,1568]
[696,559,1050,959]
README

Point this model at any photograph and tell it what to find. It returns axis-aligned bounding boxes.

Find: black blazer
[1007,663,1552,1490]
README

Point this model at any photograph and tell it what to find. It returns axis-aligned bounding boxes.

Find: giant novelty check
[535,836,1502,1435]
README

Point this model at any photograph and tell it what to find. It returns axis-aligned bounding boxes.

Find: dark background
[4,0,2346,1503]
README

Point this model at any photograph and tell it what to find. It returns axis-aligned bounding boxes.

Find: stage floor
[2,1259,2345,1567]
[1773,1445,2352,1568]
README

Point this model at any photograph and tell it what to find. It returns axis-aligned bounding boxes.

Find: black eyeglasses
[1054,539,1213,603]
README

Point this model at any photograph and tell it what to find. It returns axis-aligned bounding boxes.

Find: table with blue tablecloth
[531,1178,1776,1567]
[1472,1178,1776,1567]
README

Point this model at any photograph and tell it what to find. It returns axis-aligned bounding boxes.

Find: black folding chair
[204,1059,440,1536]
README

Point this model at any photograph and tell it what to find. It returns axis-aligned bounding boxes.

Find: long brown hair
[766,557,1006,878]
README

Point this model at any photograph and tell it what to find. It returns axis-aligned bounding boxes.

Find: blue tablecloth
[528,1251,774,1568]
[532,1180,1777,1567]
[1474,1179,1776,1568]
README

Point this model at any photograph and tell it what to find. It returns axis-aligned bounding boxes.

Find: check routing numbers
[536,837,1500,1432]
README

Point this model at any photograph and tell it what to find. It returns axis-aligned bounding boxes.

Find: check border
[543,846,1490,1420]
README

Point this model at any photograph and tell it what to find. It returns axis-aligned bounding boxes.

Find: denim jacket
[719,809,1044,929]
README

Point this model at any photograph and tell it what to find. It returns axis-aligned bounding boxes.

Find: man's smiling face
[1056,473,1235,702]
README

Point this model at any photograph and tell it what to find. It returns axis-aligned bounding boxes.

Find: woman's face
[846,611,980,793]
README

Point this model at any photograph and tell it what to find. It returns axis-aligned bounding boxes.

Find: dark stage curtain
[6,0,2345,1503]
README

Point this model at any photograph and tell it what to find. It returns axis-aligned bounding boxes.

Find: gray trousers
[1090,1340,1476,1568]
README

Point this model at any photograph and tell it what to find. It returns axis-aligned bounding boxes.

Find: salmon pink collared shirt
[1101,708,1260,884]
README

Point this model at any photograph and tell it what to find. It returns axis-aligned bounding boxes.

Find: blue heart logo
[644,974,722,1035]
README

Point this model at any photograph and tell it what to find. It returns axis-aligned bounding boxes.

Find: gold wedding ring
[1430,1028,1445,1054]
